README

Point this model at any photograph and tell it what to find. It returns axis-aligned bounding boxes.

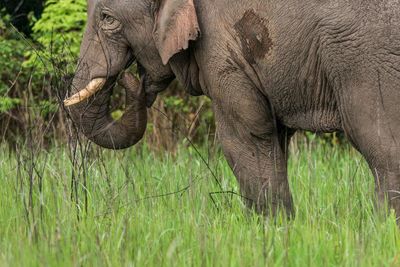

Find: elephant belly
[271,86,343,133]
[281,110,342,133]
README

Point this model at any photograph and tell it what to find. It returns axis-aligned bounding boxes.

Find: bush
[24,0,87,72]
[0,11,27,111]
[0,8,64,146]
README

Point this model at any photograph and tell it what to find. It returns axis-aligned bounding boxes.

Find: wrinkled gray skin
[67,0,400,216]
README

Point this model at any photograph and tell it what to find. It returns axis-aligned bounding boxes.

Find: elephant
[64,0,400,216]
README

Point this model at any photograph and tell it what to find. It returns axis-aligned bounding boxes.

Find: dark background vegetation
[0,0,341,150]
[0,0,43,36]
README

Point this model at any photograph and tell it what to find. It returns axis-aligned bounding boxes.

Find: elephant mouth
[63,59,174,110]
[64,53,136,107]
[64,63,166,108]
[63,75,161,108]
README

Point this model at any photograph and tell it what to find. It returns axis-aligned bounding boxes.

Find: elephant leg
[354,139,400,217]
[340,74,400,218]
[212,88,293,216]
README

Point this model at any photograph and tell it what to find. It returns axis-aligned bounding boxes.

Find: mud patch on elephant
[234,9,272,64]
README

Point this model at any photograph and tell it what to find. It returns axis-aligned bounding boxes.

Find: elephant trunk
[65,72,147,149]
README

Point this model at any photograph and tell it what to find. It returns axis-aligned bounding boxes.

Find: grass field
[0,140,399,266]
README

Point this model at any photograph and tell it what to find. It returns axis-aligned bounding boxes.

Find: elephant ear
[153,0,200,65]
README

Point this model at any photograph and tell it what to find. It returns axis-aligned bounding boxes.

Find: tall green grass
[0,141,398,266]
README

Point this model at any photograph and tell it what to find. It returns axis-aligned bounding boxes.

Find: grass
[0,140,399,266]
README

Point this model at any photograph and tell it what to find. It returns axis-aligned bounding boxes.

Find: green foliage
[0,97,22,113]
[164,96,188,112]
[0,10,27,112]
[24,0,87,70]
[38,99,58,116]
[305,132,345,146]
[0,11,25,86]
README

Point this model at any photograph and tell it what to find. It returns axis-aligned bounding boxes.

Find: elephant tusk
[64,78,106,107]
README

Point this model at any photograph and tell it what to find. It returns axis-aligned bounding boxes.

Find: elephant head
[64,0,200,149]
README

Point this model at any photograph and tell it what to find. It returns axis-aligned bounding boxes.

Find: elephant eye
[100,12,121,32]
[102,13,114,24]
